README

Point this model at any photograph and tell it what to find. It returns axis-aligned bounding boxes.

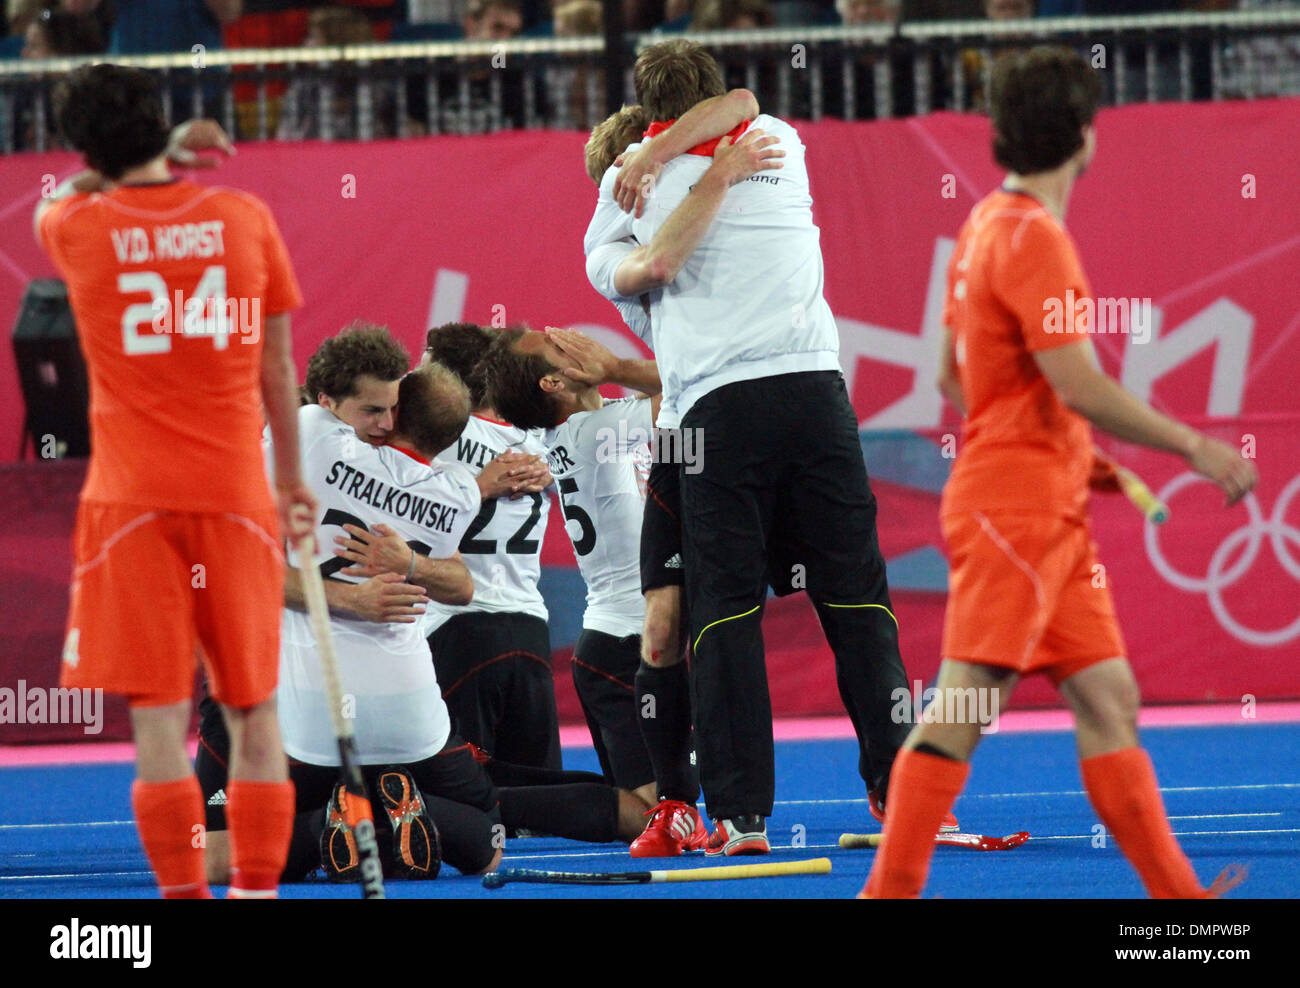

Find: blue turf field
[1,722,1296,899]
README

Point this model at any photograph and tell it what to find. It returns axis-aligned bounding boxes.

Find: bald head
[396,362,471,457]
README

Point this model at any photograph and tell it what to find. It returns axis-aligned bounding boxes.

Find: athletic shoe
[377,767,441,880]
[703,815,770,857]
[868,789,960,834]
[320,783,361,882]
[629,799,709,858]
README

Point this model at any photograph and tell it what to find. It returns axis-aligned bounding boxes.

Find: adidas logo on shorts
[207,788,228,807]
[664,554,683,569]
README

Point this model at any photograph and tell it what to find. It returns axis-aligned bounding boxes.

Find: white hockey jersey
[545,397,654,638]
[276,404,481,764]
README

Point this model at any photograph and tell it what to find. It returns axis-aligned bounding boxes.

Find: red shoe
[869,789,959,834]
[703,815,770,857]
[629,799,709,858]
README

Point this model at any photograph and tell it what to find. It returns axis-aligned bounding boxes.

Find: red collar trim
[644,118,751,157]
[473,412,511,427]
[388,443,430,465]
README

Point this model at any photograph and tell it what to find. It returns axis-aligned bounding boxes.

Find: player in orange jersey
[34,64,316,900]
[862,47,1256,899]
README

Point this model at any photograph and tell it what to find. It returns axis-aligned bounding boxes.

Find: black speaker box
[11,278,90,459]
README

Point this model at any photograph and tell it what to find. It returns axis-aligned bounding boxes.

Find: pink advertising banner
[1,98,1296,738]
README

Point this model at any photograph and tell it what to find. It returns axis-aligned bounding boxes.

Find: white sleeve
[586,239,635,300]
[582,165,637,257]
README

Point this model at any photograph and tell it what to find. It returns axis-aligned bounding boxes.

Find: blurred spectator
[555,0,600,33]
[278,6,408,140]
[9,5,103,149]
[65,0,239,54]
[690,0,775,28]
[463,0,523,37]
[837,0,899,22]
[549,0,602,128]
[21,4,104,56]
[654,0,695,31]
[960,0,1034,110]
[1219,0,1300,98]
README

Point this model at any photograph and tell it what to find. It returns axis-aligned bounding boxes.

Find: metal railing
[2,9,1298,152]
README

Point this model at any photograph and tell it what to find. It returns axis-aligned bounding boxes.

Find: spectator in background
[550,0,602,127]
[463,0,523,37]
[64,0,239,54]
[277,6,410,140]
[837,0,899,22]
[690,0,774,28]
[10,5,104,149]
[555,0,601,33]
[960,0,1034,111]
[653,0,695,31]
[21,3,103,56]
[62,0,241,118]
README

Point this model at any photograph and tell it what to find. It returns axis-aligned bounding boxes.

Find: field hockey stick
[482,857,832,888]
[839,831,1030,851]
[300,554,387,899]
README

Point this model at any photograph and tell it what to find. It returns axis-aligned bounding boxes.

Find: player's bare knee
[205,828,230,885]
[476,847,504,875]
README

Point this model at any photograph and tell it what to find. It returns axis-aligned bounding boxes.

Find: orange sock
[1080,747,1205,899]
[861,748,969,899]
[226,780,295,899]
[132,777,212,899]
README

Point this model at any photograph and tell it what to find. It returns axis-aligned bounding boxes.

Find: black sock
[634,660,699,803]
[914,741,962,762]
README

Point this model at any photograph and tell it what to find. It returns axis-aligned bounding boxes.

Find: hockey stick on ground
[839,831,1030,851]
[300,558,387,899]
[482,856,832,888]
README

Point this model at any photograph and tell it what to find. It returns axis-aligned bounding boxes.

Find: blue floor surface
[2,722,1296,899]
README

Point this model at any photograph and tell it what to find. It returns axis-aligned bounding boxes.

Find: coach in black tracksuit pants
[581,52,915,837]
[679,370,911,822]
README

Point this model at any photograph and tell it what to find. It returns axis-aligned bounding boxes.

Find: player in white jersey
[487,327,665,812]
[199,336,649,879]
[580,100,792,855]
[416,322,563,771]
[584,41,958,855]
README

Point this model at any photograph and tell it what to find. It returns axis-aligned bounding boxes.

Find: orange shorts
[940,511,1125,685]
[62,503,284,707]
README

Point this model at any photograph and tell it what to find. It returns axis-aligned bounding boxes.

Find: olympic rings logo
[1145,472,1300,647]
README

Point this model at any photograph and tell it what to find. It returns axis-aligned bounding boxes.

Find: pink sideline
[2,702,1297,767]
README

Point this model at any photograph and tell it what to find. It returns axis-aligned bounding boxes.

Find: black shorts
[640,446,684,593]
[428,610,561,770]
[195,694,503,877]
[571,629,655,791]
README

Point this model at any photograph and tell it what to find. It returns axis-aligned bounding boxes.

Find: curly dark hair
[305,322,410,403]
[398,362,470,457]
[424,322,497,409]
[990,47,1100,176]
[53,64,170,181]
[481,328,562,431]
